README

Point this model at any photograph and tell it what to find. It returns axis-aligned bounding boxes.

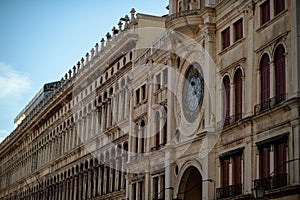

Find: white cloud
[0,63,31,98]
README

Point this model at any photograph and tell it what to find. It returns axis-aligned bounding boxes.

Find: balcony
[153,87,167,105]
[254,94,286,115]
[216,184,243,199]
[133,101,147,119]
[216,113,243,131]
[254,173,287,191]
[165,9,203,35]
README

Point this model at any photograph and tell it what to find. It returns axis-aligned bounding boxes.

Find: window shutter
[275,0,285,15]
[276,141,287,174]
[234,19,243,41]
[260,54,270,106]
[222,28,230,49]
[234,155,242,185]
[223,76,231,120]
[260,146,270,178]
[234,69,243,120]
[274,45,286,101]
[222,158,230,187]
[261,0,270,24]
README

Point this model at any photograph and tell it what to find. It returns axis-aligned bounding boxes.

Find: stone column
[106,100,112,129]
[65,179,69,200]
[112,94,117,125]
[124,88,129,119]
[115,159,120,191]
[78,173,83,200]
[118,91,123,122]
[93,167,98,198]
[167,57,175,144]
[98,165,103,196]
[144,170,150,200]
[83,172,87,200]
[87,169,92,199]
[269,60,275,98]
[101,104,106,132]
[103,166,108,194]
[73,175,78,200]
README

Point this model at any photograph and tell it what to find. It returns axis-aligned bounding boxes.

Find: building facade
[0,0,299,200]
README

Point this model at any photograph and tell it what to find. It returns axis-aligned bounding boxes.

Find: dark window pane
[261,0,270,24]
[234,19,243,41]
[275,0,285,15]
[222,27,230,49]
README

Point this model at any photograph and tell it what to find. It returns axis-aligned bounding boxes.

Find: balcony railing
[216,184,243,199]
[254,173,287,191]
[166,9,202,23]
[216,113,243,130]
[254,94,286,115]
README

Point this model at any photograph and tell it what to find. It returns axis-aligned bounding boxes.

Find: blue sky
[0,0,168,142]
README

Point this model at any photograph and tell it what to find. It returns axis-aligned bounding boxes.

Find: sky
[0,0,169,142]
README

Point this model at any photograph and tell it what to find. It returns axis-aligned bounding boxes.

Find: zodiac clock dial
[182,64,204,123]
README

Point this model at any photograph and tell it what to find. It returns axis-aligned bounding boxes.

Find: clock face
[182,64,204,123]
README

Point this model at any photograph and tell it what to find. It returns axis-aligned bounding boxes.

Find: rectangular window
[274,0,285,15]
[260,146,270,178]
[156,74,161,90]
[233,154,242,185]
[261,0,270,25]
[221,27,230,50]
[132,183,137,200]
[141,84,146,100]
[153,177,159,200]
[234,19,243,42]
[163,68,168,85]
[139,181,144,200]
[135,89,140,105]
[221,157,230,187]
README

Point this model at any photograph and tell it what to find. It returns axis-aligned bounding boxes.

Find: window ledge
[219,38,245,55]
[256,9,288,33]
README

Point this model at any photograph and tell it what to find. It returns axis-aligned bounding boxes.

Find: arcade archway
[177,166,202,200]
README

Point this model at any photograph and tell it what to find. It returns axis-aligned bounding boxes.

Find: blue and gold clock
[182,64,204,123]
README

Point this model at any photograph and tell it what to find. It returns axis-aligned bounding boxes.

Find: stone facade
[0,0,299,200]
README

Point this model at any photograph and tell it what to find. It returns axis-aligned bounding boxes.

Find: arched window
[161,107,167,145]
[223,76,231,124]
[234,69,243,120]
[274,45,286,103]
[260,54,270,110]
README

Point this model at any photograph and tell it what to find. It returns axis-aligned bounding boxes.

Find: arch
[222,75,231,122]
[260,53,270,107]
[234,68,243,120]
[274,44,286,102]
[177,165,202,200]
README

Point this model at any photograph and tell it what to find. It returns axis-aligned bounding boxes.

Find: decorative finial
[95,43,99,53]
[130,8,136,21]
[85,53,89,63]
[73,65,76,74]
[68,69,72,78]
[106,32,112,40]
[81,57,84,66]
[65,73,68,80]
[100,38,105,50]
[77,61,81,71]
[118,21,123,32]
[112,27,118,35]
[91,48,95,57]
